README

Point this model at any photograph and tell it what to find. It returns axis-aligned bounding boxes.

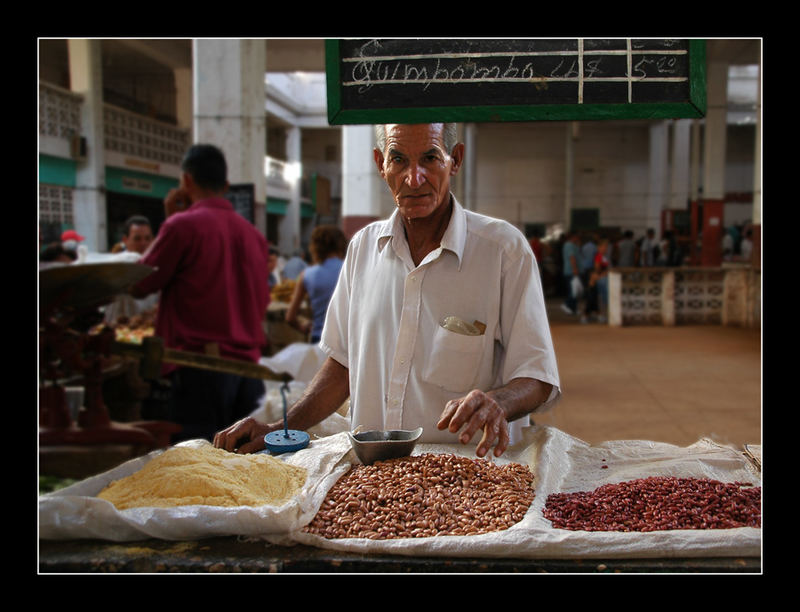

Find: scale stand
[39,262,173,449]
[263,381,309,454]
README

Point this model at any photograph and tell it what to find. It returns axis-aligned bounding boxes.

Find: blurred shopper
[528,231,543,264]
[581,238,610,324]
[285,225,347,344]
[61,229,84,253]
[740,228,754,262]
[282,250,308,281]
[580,233,597,278]
[561,232,583,315]
[640,228,657,267]
[112,215,154,255]
[616,230,636,267]
[105,216,159,323]
[130,144,271,443]
[40,242,77,264]
[268,246,281,289]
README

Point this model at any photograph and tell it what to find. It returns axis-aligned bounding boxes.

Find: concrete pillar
[647,121,669,238]
[68,39,106,252]
[689,119,703,265]
[700,60,728,267]
[722,268,748,326]
[669,119,692,210]
[173,66,193,135]
[341,124,385,238]
[463,123,477,211]
[192,39,267,235]
[278,125,301,254]
[564,122,576,231]
[751,60,762,270]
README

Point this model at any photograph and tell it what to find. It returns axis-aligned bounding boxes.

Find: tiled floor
[533,299,762,449]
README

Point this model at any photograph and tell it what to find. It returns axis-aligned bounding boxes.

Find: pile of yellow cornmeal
[97,444,307,509]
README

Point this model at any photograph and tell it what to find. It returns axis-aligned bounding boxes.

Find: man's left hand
[437,389,510,458]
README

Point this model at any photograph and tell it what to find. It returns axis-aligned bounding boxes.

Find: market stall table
[38,537,760,573]
[38,428,762,573]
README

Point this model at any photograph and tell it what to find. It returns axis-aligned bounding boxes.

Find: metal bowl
[347,427,423,464]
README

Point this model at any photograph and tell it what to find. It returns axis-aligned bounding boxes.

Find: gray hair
[374,123,459,156]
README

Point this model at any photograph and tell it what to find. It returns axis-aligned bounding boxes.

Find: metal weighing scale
[40,261,304,456]
[263,380,310,454]
[39,261,166,447]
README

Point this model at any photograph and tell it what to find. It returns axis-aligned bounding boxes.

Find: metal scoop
[348,427,423,464]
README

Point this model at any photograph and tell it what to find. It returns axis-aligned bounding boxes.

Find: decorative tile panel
[103,104,189,166]
[675,269,724,324]
[620,270,663,325]
[39,83,82,140]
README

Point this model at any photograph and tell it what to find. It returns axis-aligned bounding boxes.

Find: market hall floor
[533,299,762,450]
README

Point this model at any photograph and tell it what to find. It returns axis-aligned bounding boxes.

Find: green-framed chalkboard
[325,38,706,124]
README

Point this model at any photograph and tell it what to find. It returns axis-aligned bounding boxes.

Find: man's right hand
[213,417,276,454]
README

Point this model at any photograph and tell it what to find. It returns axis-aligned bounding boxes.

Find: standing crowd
[549,220,756,324]
[555,228,683,325]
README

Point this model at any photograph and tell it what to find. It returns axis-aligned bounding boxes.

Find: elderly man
[215,123,560,458]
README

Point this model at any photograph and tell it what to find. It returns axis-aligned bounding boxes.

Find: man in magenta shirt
[132,144,270,442]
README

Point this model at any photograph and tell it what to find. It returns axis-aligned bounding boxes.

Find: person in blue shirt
[561,232,584,316]
[285,225,348,344]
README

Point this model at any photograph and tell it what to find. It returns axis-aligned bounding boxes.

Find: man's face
[123,223,154,254]
[374,124,463,221]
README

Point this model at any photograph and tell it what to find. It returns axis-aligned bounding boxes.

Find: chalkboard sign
[225,183,255,223]
[325,39,706,124]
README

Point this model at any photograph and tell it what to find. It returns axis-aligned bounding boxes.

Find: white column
[690,119,702,201]
[751,58,762,270]
[752,61,761,227]
[68,39,106,252]
[463,123,477,211]
[669,119,692,210]
[192,39,267,234]
[341,124,387,236]
[278,125,301,254]
[564,122,576,231]
[703,60,728,202]
[173,66,193,135]
[647,121,669,236]
[699,60,728,266]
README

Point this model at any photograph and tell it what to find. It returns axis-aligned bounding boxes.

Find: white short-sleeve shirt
[320,196,561,446]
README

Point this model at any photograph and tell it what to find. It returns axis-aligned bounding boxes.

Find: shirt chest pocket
[422,325,486,393]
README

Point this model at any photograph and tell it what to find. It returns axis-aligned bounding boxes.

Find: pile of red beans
[543,476,761,532]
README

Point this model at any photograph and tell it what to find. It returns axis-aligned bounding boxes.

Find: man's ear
[181,171,195,192]
[373,148,386,178]
[449,143,465,176]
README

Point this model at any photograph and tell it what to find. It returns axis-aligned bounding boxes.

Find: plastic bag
[570,275,584,299]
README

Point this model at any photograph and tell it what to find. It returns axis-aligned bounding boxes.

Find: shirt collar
[189,197,234,211]
[376,193,467,268]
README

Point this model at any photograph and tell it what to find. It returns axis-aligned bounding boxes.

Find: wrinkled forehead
[383,123,447,153]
